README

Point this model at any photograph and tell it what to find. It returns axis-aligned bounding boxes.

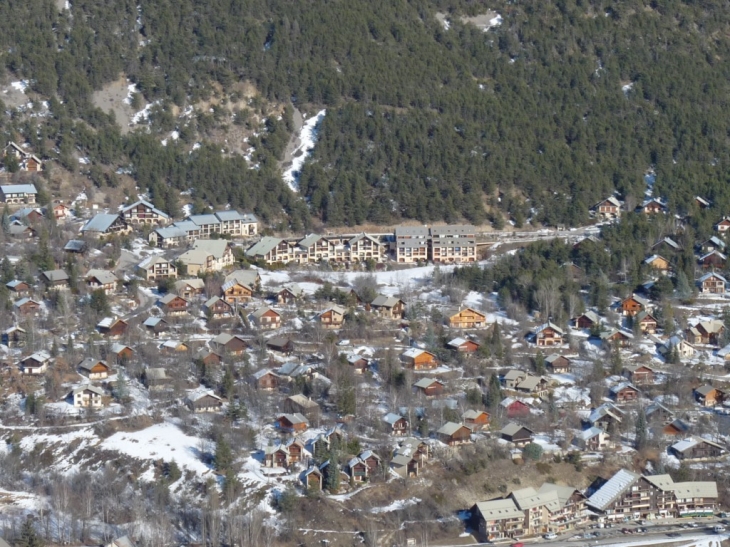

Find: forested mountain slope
[1,0,730,227]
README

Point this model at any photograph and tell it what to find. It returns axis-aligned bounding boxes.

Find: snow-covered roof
[587,469,640,511]
[383,412,404,425]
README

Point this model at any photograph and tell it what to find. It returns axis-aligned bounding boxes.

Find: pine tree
[221,366,235,399]
[491,322,503,357]
[676,271,692,299]
[534,351,546,375]
[17,517,43,547]
[324,460,340,493]
[485,374,502,408]
[215,438,233,473]
[114,370,129,403]
[635,409,648,451]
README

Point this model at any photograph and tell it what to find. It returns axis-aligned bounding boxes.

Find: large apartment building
[149,210,258,247]
[394,225,477,263]
[471,483,587,542]
[246,233,387,264]
[586,469,718,521]
[429,225,477,263]
[394,226,430,263]
[120,199,170,225]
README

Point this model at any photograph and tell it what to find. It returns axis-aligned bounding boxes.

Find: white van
[713,525,725,533]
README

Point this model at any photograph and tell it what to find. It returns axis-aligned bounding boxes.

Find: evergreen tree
[17,517,43,547]
[114,370,129,403]
[533,351,546,375]
[220,366,235,399]
[635,408,648,451]
[323,460,340,493]
[215,438,233,473]
[485,374,502,408]
[675,271,692,300]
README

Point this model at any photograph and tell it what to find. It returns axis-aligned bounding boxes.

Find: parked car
[667,532,681,538]
[543,533,557,540]
[714,525,725,533]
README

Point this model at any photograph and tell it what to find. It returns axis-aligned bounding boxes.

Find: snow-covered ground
[282,109,326,191]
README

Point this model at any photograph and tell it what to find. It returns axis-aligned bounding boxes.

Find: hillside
[1,0,730,227]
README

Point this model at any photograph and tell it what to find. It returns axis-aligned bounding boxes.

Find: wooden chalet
[574,311,600,329]
[383,413,408,436]
[251,369,280,390]
[97,317,128,338]
[264,445,289,468]
[277,413,309,433]
[640,198,667,214]
[600,329,633,348]
[623,364,655,386]
[2,326,27,348]
[400,348,437,370]
[621,294,649,317]
[277,284,304,305]
[694,385,724,407]
[41,269,70,289]
[318,305,346,329]
[6,280,31,295]
[533,322,564,346]
[222,279,253,304]
[212,333,248,355]
[203,296,234,319]
[635,311,658,334]
[715,217,730,233]
[345,353,369,373]
[446,337,480,353]
[187,391,223,413]
[283,394,320,422]
[13,296,41,315]
[644,254,670,273]
[669,437,726,461]
[447,307,487,329]
[699,250,727,269]
[301,466,323,491]
[85,269,118,295]
[250,306,282,329]
[143,317,169,336]
[159,294,189,315]
[592,196,622,219]
[78,358,111,380]
[437,422,472,446]
[500,397,531,418]
[610,382,640,403]
[370,295,406,320]
[107,343,134,363]
[19,351,52,375]
[698,272,726,294]
[462,410,490,431]
[663,419,691,437]
[195,349,222,367]
[175,278,206,299]
[545,354,571,374]
[686,320,725,345]
[266,336,294,354]
[345,457,369,483]
[499,423,534,446]
[412,378,445,397]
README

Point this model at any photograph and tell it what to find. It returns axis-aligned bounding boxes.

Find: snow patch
[10,81,29,94]
[370,497,421,513]
[282,109,326,192]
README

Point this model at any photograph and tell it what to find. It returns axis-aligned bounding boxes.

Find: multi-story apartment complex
[429,225,477,263]
[244,225,478,265]
[149,210,258,247]
[394,226,430,263]
[120,200,170,225]
[586,469,718,521]
[246,233,387,264]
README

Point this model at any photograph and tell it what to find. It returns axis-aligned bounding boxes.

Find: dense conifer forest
[1,0,730,226]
